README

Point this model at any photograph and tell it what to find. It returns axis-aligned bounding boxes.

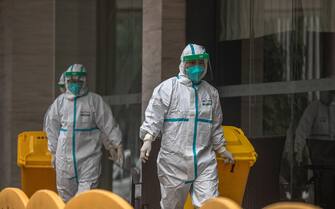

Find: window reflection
[217,1,335,208]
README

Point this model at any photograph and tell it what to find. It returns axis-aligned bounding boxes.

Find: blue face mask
[68,82,82,95]
[186,65,204,84]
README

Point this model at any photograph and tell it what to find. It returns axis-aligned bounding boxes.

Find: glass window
[215,0,335,132]
[213,0,335,208]
[96,0,142,201]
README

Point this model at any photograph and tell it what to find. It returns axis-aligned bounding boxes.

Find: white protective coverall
[45,64,123,202]
[140,44,227,209]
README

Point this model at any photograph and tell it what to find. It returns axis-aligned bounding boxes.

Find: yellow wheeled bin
[17,131,57,197]
[184,126,257,208]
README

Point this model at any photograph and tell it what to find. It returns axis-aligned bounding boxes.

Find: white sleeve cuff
[216,145,226,155]
[143,133,155,142]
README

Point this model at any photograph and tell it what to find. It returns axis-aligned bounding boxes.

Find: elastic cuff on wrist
[216,146,226,154]
[143,133,155,142]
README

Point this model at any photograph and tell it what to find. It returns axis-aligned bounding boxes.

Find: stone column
[0,0,55,188]
[142,0,185,113]
[141,0,185,208]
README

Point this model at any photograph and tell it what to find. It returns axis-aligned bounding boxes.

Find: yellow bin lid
[17,131,52,168]
[221,126,257,167]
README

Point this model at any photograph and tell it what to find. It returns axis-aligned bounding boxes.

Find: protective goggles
[182,53,209,62]
[64,71,87,77]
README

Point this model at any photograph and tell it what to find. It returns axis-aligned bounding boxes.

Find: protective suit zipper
[72,97,79,183]
[192,85,199,179]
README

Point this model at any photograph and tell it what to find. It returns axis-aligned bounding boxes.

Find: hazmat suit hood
[58,73,65,86]
[178,44,208,85]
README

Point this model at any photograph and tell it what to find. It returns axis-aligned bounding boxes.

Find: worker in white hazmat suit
[45,64,124,202]
[139,44,234,209]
